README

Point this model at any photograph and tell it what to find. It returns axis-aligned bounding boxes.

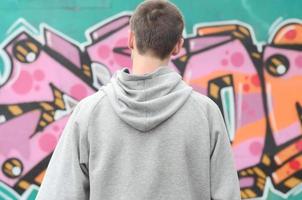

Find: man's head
[128,0,184,60]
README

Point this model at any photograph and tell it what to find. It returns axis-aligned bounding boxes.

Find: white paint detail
[277,65,286,75]
[221,86,235,141]
[91,62,112,89]
[0,115,6,124]
[12,166,21,176]
[26,52,36,62]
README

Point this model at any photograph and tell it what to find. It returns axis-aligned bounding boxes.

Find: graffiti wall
[0,5,302,200]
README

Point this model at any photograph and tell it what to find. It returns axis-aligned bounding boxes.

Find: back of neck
[131,53,170,75]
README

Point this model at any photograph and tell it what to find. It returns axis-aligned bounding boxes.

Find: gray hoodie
[36,66,241,200]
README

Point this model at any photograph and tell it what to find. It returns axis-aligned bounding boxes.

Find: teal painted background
[0,0,301,42]
[0,0,302,73]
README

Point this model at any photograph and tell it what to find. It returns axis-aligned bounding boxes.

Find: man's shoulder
[78,88,106,108]
[72,87,107,119]
[190,90,220,115]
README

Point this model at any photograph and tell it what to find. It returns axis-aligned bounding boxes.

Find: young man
[36,0,241,199]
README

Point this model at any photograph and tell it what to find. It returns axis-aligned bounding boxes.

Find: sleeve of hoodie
[207,98,241,200]
[35,98,90,200]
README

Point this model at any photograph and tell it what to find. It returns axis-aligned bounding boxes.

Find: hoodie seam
[190,94,210,127]
[144,79,148,132]
[87,90,107,142]
[191,92,224,154]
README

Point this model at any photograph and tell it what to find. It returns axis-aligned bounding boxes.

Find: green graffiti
[258,180,302,200]
[267,188,302,200]
[221,86,235,141]
[0,58,4,76]
[0,182,38,200]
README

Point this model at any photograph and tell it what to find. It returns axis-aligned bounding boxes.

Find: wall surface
[0,0,302,199]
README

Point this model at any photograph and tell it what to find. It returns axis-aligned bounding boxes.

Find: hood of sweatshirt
[102,66,193,132]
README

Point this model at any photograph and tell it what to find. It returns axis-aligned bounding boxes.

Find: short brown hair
[130,0,184,59]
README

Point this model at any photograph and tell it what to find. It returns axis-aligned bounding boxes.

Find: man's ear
[171,37,184,56]
[128,31,134,50]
